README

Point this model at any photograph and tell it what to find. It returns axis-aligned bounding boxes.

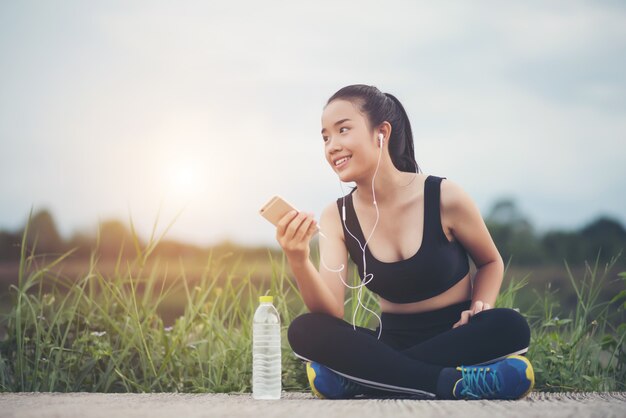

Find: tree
[485,198,545,265]
[95,219,141,259]
[579,216,626,265]
[16,209,64,256]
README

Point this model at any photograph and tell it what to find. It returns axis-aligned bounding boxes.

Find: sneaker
[306,361,366,399]
[452,355,534,400]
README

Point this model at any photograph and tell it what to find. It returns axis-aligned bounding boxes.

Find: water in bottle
[252,295,281,399]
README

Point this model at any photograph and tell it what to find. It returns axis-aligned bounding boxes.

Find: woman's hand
[276,210,318,266]
[452,300,491,329]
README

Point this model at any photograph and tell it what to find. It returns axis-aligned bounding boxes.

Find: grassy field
[0,215,624,393]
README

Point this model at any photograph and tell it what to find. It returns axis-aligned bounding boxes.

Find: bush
[0,210,624,393]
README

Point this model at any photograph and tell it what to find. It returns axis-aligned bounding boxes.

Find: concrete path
[1,391,625,418]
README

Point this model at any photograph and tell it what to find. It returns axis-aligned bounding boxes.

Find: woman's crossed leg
[287,307,531,398]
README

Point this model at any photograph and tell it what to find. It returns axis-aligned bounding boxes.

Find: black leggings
[287,300,531,398]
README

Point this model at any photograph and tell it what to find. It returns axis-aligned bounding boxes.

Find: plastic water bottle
[252,295,281,399]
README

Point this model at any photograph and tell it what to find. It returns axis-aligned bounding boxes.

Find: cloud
[0,0,624,246]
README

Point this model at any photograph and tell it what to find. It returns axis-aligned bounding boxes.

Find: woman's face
[321,99,376,181]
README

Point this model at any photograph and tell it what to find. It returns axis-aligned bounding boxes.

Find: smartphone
[259,195,320,231]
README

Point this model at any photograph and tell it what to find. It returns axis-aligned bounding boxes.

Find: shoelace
[458,366,501,399]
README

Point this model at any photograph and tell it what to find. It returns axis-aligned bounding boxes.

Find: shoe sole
[305,356,533,401]
[306,362,327,399]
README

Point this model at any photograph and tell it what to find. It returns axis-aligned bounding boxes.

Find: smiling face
[321,99,378,182]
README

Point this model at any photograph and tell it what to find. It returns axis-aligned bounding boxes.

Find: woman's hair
[325,84,421,191]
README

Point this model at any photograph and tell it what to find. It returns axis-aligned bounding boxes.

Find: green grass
[0,209,624,393]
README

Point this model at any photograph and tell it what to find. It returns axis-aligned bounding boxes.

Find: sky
[1,0,625,248]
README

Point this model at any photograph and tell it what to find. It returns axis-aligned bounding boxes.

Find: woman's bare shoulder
[440,176,503,266]
[439,177,476,241]
[440,177,474,212]
[319,199,345,241]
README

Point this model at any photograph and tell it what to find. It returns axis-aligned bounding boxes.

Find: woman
[275,84,533,400]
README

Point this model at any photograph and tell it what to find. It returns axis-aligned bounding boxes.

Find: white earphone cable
[317,135,419,340]
[317,134,385,339]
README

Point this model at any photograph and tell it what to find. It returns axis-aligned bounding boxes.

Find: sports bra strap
[340,174,449,247]
[424,175,449,244]
[334,174,469,304]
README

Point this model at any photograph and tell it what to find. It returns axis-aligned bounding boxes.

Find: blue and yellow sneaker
[453,355,534,400]
[306,361,367,399]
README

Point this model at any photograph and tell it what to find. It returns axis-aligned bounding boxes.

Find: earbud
[317,129,387,341]
[317,127,418,341]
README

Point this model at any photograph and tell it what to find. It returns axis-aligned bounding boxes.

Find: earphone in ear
[316,127,420,340]
[316,129,386,340]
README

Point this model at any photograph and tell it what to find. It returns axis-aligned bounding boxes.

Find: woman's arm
[438,178,505,328]
[470,258,505,309]
[275,202,346,319]
[288,258,345,318]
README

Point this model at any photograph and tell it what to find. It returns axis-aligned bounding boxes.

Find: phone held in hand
[259,195,320,231]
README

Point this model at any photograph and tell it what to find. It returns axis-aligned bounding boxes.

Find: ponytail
[325,85,421,181]
[383,92,421,174]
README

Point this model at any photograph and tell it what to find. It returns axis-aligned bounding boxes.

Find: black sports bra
[336,175,470,304]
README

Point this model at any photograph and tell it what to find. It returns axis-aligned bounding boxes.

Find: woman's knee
[287,312,339,356]
[476,308,531,347]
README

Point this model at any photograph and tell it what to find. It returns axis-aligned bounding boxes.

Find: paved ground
[1,391,625,418]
